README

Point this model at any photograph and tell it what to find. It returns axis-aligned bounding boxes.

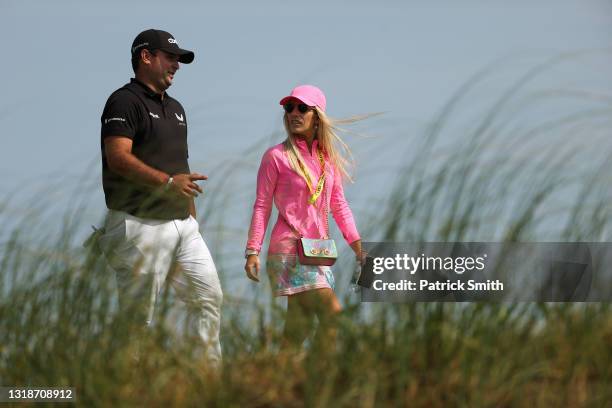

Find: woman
[244,84,363,350]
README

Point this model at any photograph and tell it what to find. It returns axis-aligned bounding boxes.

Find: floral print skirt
[266,253,335,296]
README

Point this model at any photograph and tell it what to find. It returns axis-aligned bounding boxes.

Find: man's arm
[104,136,207,198]
[105,136,168,186]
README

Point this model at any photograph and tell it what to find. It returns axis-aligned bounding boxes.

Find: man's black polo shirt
[101,78,191,220]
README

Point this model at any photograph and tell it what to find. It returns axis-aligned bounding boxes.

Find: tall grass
[1,53,612,406]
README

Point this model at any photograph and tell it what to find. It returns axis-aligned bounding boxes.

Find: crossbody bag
[282,148,338,266]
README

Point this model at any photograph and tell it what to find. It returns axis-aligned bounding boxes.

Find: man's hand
[104,137,208,198]
[170,173,208,198]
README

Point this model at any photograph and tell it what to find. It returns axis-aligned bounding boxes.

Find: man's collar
[130,78,169,100]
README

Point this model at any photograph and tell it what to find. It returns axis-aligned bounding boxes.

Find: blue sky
[1,0,611,240]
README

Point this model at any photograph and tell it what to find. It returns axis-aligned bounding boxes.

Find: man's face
[142,49,181,92]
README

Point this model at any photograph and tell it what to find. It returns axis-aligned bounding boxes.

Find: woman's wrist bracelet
[245,249,259,258]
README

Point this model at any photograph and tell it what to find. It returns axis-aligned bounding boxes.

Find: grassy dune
[1,53,612,406]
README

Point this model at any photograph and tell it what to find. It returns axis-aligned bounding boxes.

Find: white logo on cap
[149,112,160,119]
[175,113,184,122]
[168,38,177,44]
[132,42,149,53]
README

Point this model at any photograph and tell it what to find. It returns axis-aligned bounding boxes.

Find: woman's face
[284,98,318,138]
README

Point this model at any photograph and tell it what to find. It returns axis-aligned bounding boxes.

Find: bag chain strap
[322,173,330,240]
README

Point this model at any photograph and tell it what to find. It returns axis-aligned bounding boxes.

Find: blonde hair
[283,107,359,186]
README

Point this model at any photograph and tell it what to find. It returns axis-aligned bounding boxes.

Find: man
[99,29,222,366]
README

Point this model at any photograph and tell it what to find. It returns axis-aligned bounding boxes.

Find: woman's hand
[245,254,260,282]
[350,239,366,265]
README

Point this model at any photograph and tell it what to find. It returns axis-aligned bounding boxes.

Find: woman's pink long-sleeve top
[246,138,360,255]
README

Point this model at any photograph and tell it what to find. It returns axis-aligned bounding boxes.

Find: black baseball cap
[131,29,195,64]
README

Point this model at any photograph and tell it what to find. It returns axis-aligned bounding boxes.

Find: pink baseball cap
[279,85,327,112]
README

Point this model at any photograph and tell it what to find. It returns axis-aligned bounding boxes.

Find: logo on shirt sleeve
[104,117,126,124]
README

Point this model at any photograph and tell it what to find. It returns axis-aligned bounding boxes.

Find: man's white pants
[100,210,223,366]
